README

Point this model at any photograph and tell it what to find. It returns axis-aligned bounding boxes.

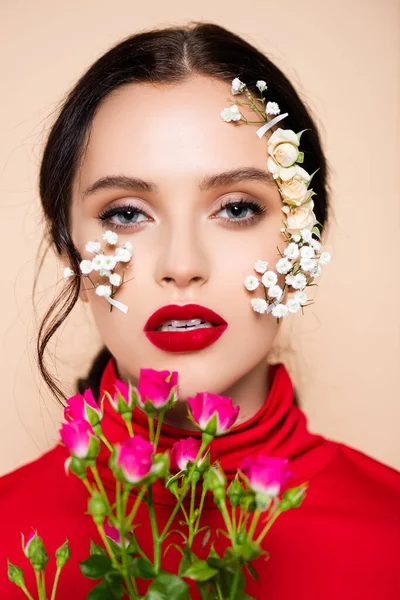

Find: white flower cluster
[221,77,332,320]
[63,229,133,314]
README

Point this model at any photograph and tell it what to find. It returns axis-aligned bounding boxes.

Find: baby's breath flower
[102,255,117,270]
[220,106,242,122]
[109,273,122,286]
[266,101,280,116]
[244,275,259,291]
[99,269,112,277]
[231,78,246,94]
[300,228,312,242]
[294,291,308,305]
[251,298,269,314]
[96,284,112,297]
[123,241,133,251]
[291,273,307,290]
[85,240,101,253]
[114,248,132,263]
[280,227,286,233]
[291,234,301,243]
[309,238,322,251]
[300,245,315,259]
[319,252,331,265]
[63,267,74,279]
[271,304,289,318]
[92,255,105,271]
[80,259,94,275]
[286,298,301,313]
[284,243,300,260]
[261,271,278,288]
[310,263,322,278]
[267,285,283,300]
[256,80,267,92]
[300,258,316,272]
[285,274,295,286]
[103,230,118,245]
[276,257,292,274]
[254,259,268,274]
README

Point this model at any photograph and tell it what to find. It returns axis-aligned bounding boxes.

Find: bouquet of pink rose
[7,368,307,599]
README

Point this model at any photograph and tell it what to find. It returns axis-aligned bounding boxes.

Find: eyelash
[97,198,268,232]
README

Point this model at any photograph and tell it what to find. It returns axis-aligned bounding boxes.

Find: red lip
[144,304,228,353]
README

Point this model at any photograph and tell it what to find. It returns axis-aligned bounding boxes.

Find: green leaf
[89,539,107,556]
[87,579,124,600]
[146,571,190,600]
[181,560,218,582]
[244,561,259,582]
[128,556,156,579]
[178,545,194,577]
[78,555,113,579]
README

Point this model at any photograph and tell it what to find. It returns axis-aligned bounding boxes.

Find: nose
[154,219,210,289]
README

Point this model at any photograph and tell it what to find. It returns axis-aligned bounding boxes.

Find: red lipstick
[144,304,228,353]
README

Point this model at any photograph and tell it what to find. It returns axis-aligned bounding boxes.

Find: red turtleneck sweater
[0,356,399,599]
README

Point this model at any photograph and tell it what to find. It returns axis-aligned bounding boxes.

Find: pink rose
[114,435,155,484]
[240,455,293,497]
[107,379,135,414]
[138,368,178,410]
[60,420,99,459]
[104,522,130,549]
[187,392,239,436]
[64,388,103,426]
[171,437,207,471]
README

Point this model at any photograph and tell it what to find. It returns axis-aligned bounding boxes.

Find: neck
[115,359,271,432]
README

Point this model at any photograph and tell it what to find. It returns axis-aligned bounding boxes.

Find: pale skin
[66,74,289,430]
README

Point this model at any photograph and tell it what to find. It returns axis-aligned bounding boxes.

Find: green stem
[188,481,196,546]
[19,585,35,600]
[255,506,282,545]
[153,412,164,450]
[148,417,154,444]
[215,581,224,600]
[35,571,45,600]
[218,499,237,550]
[147,486,161,573]
[50,567,61,600]
[118,486,139,599]
[229,567,241,600]
[125,485,146,530]
[194,486,207,535]
[231,505,237,535]
[97,524,119,569]
[247,509,261,540]
[90,465,112,512]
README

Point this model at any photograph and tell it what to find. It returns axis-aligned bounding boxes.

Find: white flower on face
[292,234,301,243]
[300,245,315,259]
[96,284,112,297]
[285,274,295,286]
[256,80,267,92]
[310,263,322,278]
[266,101,280,116]
[85,240,101,253]
[99,269,112,277]
[244,275,260,291]
[267,159,310,183]
[231,78,246,94]
[123,241,133,251]
[300,228,312,242]
[271,303,289,318]
[63,267,74,279]
[109,272,122,286]
[319,252,331,265]
[267,285,283,300]
[114,248,132,263]
[294,291,308,305]
[92,254,105,270]
[300,257,316,272]
[286,298,301,313]
[282,201,317,235]
[103,230,119,245]
[276,257,292,274]
[284,242,300,260]
[250,298,269,314]
[254,259,268,274]
[278,175,313,207]
[261,270,278,288]
[220,105,242,122]
[102,255,117,270]
[291,273,307,290]
[309,238,322,251]
[80,259,94,275]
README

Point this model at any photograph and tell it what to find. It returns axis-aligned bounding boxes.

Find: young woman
[0,22,399,600]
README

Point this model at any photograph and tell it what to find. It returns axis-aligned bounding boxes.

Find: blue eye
[216,198,267,225]
[98,205,149,231]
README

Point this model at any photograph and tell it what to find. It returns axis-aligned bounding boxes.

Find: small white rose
[80,259,94,275]
[254,259,268,274]
[103,230,119,245]
[63,267,74,279]
[261,270,278,288]
[109,272,122,286]
[285,202,317,235]
[244,275,260,291]
[278,175,313,207]
[250,298,269,314]
[231,78,246,95]
[96,284,112,297]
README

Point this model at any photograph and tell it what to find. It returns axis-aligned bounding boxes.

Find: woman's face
[69,75,286,403]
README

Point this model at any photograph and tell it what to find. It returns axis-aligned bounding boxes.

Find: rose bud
[88,491,109,525]
[240,456,292,505]
[55,539,71,569]
[137,368,178,411]
[105,379,138,415]
[171,437,207,471]
[7,561,25,588]
[187,392,239,438]
[113,435,155,485]
[104,522,130,549]
[59,420,100,460]
[22,531,49,572]
[64,388,104,427]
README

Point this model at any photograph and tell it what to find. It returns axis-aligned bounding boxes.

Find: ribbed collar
[89,356,338,504]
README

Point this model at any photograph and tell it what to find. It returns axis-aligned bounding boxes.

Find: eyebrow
[82,167,275,199]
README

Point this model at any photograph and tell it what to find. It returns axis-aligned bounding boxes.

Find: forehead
[75,75,269,194]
